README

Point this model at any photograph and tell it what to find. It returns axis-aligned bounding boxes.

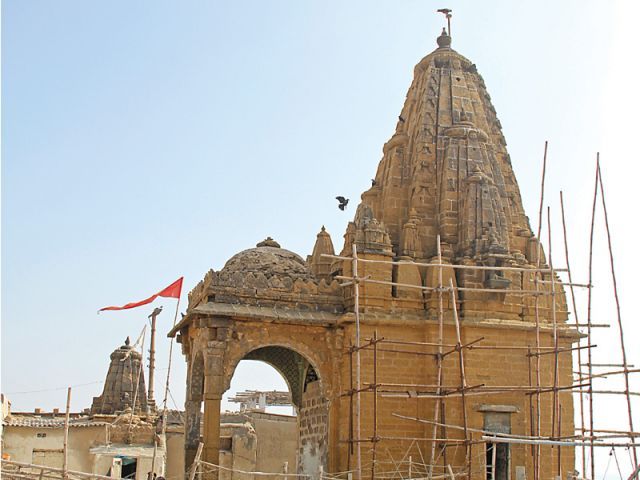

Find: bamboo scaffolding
[327,150,639,480]
[532,140,548,480]
[527,344,593,357]
[371,330,379,480]
[63,387,71,480]
[449,278,471,480]
[353,243,362,480]
[597,160,638,469]
[547,207,561,447]
[587,158,599,480]
[1,461,114,480]
[337,275,558,296]
[323,254,567,273]
[481,436,638,448]
[585,369,640,380]
[430,238,446,479]
[583,363,636,368]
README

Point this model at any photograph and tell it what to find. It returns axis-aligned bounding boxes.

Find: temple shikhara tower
[170,27,576,480]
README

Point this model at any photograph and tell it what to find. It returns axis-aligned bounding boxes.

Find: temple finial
[436,8,453,37]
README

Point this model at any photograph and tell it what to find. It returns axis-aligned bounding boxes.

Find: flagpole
[154,295,181,476]
[162,297,181,413]
[147,307,163,410]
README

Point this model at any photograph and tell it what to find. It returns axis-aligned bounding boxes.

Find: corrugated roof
[3,415,109,429]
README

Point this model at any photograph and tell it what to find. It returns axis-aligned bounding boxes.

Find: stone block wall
[298,381,328,478]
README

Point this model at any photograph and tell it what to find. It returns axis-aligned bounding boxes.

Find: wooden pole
[148,307,162,405]
[548,207,560,445]
[596,160,638,469]
[449,278,470,480]
[348,341,354,468]
[371,330,379,480]
[429,237,445,477]
[491,442,497,480]
[352,243,362,480]
[188,442,204,480]
[62,387,71,480]
[560,191,587,474]
[158,296,182,477]
[533,140,548,480]
[587,157,599,480]
[148,307,161,479]
[557,404,562,478]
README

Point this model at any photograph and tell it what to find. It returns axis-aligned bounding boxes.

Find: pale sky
[2,1,639,477]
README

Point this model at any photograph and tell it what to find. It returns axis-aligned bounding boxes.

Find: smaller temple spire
[309,226,335,281]
[91,338,151,415]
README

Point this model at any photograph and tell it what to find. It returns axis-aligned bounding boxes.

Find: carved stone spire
[309,226,335,281]
[91,338,149,415]
[356,28,535,267]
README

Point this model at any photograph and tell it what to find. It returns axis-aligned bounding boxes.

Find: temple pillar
[184,399,202,472]
[202,389,222,473]
[201,341,227,480]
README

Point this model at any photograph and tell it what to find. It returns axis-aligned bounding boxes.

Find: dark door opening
[486,442,509,480]
[121,457,137,479]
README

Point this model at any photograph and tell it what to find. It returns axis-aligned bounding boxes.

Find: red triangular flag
[99,277,183,312]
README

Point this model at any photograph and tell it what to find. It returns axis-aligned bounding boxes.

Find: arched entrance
[228,346,328,477]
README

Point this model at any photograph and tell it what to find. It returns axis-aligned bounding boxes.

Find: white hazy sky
[2,1,639,477]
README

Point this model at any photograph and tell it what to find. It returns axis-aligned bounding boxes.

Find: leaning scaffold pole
[560,190,588,474]
[596,159,638,470]
[532,140,549,480]
[449,278,471,480]
[587,157,599,480]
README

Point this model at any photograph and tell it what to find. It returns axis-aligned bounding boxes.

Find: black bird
[336,196,349,211]
[371,179,377,187]
[398,115,405,123]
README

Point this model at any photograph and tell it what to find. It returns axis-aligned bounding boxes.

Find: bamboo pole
[481,436,637,448]
[352,243,362,480]
[371,330,379,480]
[532,140,548,480]
[596,160,638,469]
[587,158,599,480]
[1,460,117,480]
[322,254,566,273]
[448,278,471,480]
[62,387,71,480]
[348,341,353,468]
[429,238,446,478]
[548,207,560,444]
[491,442,497,480]
[557,404,562,478]
[188,442,204,480]
[528,346,535,460]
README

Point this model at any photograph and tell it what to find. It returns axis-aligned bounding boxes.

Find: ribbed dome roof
[219,239,311,282]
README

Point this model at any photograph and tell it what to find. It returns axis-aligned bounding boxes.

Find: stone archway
[230,346,329,477]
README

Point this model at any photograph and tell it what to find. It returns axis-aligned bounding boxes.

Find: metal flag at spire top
[437,8,452,36]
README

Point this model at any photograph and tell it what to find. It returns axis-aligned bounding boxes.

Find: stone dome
[217,238,312,285]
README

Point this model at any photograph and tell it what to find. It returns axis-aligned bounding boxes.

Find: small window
[36,433,47,438]
[220,437,233,451]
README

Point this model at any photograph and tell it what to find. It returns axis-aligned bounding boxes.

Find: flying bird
[336,196,349,211]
